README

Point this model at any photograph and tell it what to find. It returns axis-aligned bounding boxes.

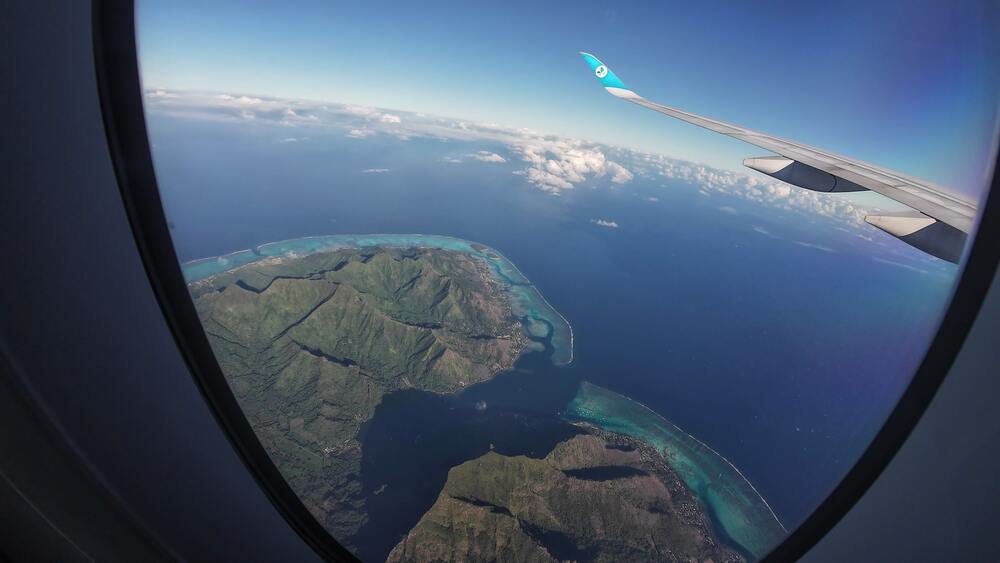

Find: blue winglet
[579,52,630,92]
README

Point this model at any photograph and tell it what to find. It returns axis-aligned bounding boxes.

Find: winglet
[579,52,640,99]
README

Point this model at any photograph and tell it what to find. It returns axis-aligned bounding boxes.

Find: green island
[184,235,780,562]
[183,234,573,365]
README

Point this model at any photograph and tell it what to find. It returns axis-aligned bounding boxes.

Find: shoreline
[622,392,787,532]
[485,246,575,366]
[183,247,256,267]
[570,381,787,533]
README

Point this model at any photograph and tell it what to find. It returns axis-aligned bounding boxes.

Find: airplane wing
[579,52,978,263]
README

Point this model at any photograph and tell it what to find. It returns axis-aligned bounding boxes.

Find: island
[184,235,780,562]
[188,239,540,549]
[388,429,744,563]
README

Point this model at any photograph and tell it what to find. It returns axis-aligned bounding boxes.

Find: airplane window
[133,1,998,561]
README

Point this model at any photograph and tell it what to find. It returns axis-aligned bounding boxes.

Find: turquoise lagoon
[565,381,787,559]
[181,234,574,365]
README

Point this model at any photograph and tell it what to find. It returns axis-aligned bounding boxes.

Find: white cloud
[872,257,928,274]
[636,152,878,228]
[143,90,637,193]
[795,241,837,253]
[591,218,619,228]
[607,161,634,184]
[343,105,379,117]
[467,151,507,163]
[278,137,299,143]
[216,94,262,105]
[361,168,389,174]
[511,140,633,193]
[718,205,738,214]
[343,105,403,125]
[141,89,888,232]
[646,196,659,203]
[347,128,375,139]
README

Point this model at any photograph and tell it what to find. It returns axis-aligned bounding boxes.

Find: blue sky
[137,0,999,198]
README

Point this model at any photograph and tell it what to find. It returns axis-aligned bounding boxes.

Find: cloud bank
[143,88,887,229]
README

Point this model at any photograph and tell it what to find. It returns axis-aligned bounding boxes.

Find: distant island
[185,235,780,562]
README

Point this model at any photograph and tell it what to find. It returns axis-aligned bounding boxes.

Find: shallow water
[565,381,787,559]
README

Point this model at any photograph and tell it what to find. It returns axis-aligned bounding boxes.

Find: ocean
[148,110,956,557]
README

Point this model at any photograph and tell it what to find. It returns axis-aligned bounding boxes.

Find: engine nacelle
[743,156,867,193]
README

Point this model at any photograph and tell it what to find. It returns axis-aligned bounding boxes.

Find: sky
[137,0,1000,199]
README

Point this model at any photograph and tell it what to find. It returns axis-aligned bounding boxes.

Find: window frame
[92,1,1000,560]
[92,2,359,561]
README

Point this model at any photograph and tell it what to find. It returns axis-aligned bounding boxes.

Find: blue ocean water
[147,110,956,545]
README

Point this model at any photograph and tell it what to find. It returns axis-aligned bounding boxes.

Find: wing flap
[865,212,966,262]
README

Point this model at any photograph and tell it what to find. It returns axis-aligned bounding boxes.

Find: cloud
[145,90,329,125]
[645,196,659,203]
[467,151,507,163]
[278,137,299,143]
[347,128,375,139]
[718,205,738,214]
[142,90,641,194]
[795,241,837,253]
[361,168,389,174]
[216,94,263,105]
[636,152,879,228]
[872,257,928,274]
[141,89,886,231]
[591,218,619,228]
[344,105,402,125]
[511,140,633,193]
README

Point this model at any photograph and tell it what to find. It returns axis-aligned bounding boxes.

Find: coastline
[485,246,575,365]
[565,381,788,559]
[603,389,787,533]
